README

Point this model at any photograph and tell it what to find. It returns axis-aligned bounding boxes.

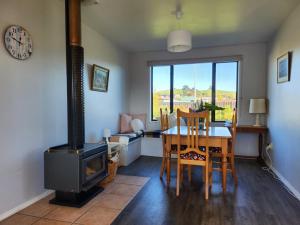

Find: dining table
[162,126,232,193]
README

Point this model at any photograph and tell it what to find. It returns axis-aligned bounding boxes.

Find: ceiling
[81,0,300,52]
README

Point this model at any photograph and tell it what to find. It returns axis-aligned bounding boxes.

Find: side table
[236,125,268,162]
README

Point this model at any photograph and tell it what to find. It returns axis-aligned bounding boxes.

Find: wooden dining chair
[176,109,212,200]
[160,108,176,179]
[160,108,169,131]
[210,109,238,185]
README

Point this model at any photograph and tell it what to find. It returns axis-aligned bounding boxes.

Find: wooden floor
[112,156,300,225]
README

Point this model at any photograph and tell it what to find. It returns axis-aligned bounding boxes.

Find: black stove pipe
[65,0,85,149]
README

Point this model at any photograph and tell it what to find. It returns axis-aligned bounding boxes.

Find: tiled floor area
[0,175,149,225]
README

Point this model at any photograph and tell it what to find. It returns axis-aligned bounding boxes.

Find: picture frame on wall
[92,64,110,92]
[277,52,292,83]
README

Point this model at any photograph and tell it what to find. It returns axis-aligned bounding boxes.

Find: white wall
[128,43,267,156]
[267,3,300,196]
[0,0,67,218]
[0,0,129,218]
[82,24,129,143]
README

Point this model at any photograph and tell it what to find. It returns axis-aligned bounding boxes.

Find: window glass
[151,61,238,122]
[215,62,238,121]
[152,66,171,120]
[173,63,212,113]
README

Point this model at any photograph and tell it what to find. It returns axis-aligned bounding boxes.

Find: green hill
[154,88,235,100]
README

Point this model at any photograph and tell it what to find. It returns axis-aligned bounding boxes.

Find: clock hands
[11,37,23,45]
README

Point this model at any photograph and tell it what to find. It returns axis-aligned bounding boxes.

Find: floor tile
[1,176,149,225]
[43,205,91,223]
[103,183,142,197]
[19,197,57,217]
[0,214,39,225]
[75,206,120,225]
[99,181,115,190]
[33,218,71,225]
[90,193,132,210]
[114,175,149,186]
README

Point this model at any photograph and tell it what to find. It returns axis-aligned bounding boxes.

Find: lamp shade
[167,30,192,53]
[103,128,111,138]
[249,99,266,114]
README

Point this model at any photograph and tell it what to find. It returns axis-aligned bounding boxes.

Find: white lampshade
[103,128,111,138]
[249,99,266,114]
[167,30,192,53]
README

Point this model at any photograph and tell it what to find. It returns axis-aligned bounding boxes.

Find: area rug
[0,175,150,225]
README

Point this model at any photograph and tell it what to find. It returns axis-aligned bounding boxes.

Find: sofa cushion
[131,113,147,128]
[120,113,133,133]
[168,112,186,128]
[131,118,145,132]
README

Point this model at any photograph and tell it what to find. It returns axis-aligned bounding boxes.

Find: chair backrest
[189,108,211,127]
[160,108,169,131]
[176,109,210,159]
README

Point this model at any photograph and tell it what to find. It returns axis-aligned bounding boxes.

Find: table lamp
[103,128,111,143]
[249,98,266,126]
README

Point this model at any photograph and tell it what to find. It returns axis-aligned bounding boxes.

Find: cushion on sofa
[130,118,145,132]
[131,113,147,128]
[120,113,133,133]
[168,112,186,128]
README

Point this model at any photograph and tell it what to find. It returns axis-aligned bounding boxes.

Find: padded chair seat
[209,140,233,154]
[171,144,178,152]
[210,147,222,153]
[170,144,188,153]
[180,152,206,161]
[180,146,206,161]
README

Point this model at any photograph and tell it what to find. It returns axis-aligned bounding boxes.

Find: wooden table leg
[221,138,228,193]
[166,136,171,187]
[160,135,166,179]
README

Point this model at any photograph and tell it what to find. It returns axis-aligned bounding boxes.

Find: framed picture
[92,64,110,92]
[277,52,292,83]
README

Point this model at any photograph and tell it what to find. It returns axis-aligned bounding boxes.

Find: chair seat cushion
[170,144,188,153]
[171,144,177,151]
[209,140,233,153]
[210,147,222,153]
[180,152,206,161]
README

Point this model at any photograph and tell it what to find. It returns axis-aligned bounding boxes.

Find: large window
[151,61,238,121]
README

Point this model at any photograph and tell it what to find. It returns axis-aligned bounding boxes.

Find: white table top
[162,126,232,139]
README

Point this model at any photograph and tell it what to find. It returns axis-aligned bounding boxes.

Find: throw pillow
[180,117,187,126]
[120,113,133,133]
[131,113,147,129]
[168,112,187,128]
[130,118,145,132]
[168,112,177,128]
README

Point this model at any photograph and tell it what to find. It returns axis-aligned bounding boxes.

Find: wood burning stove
[44,144,108,207]
[82,148,107,186]
[44,0,108,207]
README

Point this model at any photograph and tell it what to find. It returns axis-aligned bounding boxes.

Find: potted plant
[192,99,225,129]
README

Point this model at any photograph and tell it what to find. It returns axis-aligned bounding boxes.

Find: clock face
[4,25,33,60]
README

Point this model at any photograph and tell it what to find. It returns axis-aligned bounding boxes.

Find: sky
[152,62,237,92]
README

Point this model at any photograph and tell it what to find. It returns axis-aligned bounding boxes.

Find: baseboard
[265,161,300,201]
[235,155,257,160]
[0,190,54,222]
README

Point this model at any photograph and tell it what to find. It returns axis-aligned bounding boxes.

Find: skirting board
[0,190,54,222]
[266,161,300,201]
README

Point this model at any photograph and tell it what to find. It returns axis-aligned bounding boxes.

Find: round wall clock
[4,25,33,60]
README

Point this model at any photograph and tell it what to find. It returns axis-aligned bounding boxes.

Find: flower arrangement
[191,99,225,130]
[192,99,225,112]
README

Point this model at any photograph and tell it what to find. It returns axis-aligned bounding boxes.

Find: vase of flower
[192,99,225,130]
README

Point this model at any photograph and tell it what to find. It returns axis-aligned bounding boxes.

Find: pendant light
[167,3,192,53]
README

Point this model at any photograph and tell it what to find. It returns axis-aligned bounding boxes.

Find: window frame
[150,61,239,122]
